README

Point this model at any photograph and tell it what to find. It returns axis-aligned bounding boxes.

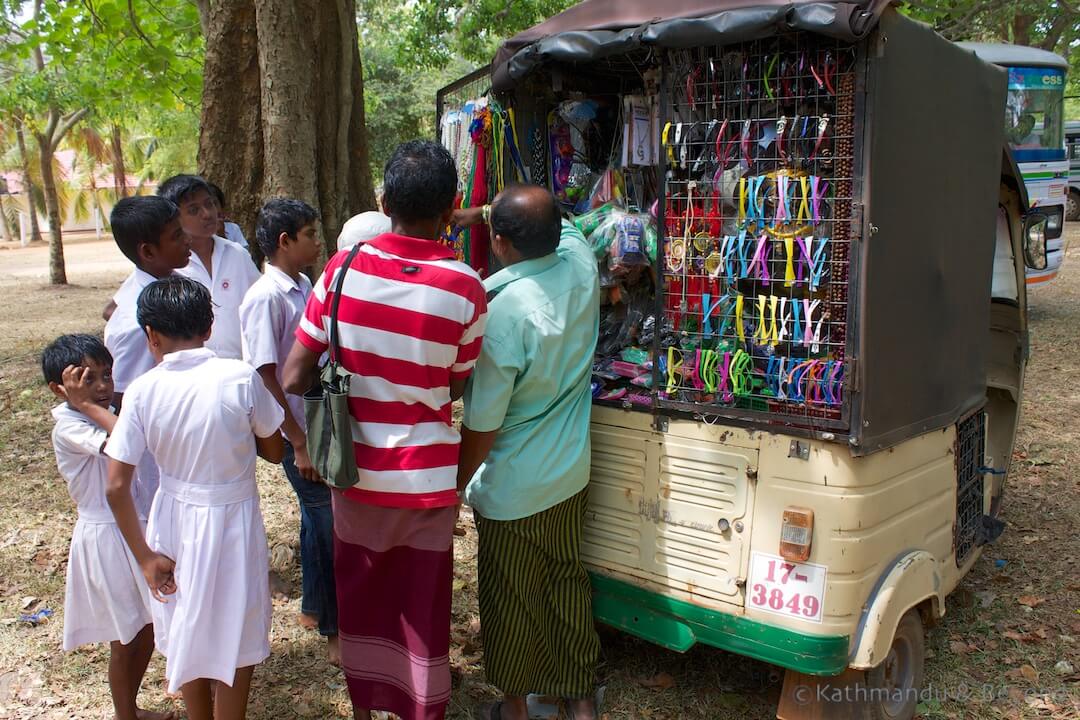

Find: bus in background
[960,43,1068,285]
[1065,121,1080,221]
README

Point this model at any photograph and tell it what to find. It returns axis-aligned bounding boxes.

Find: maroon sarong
[332,491,455,720]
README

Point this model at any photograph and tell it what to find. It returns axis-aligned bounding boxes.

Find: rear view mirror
[1023,212,1048,271]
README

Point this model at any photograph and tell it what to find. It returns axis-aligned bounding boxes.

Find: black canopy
[492,0,893,91]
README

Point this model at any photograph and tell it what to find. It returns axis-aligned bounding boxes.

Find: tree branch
[82,0,106,29]
[127,0,156,47]
[31,0,46,71]
[43,107,59,145]
[51,108,92,151]
[190,0,210,37]
[1038,9,1077,51]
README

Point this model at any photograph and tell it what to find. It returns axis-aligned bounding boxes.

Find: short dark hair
[382,140,457,223]
[41,333,112,386]
[206,182,226,209]
[137,276,214,340]
[158,174,212,207]
[110,196,180,265]
[255,198,318,257]
[491,184,561,259]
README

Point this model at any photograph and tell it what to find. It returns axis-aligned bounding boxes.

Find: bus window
[1006,67,1065,161]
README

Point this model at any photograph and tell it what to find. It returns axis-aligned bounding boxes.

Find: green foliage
[391,0,577,67]
[361,44,472,184]
[902,2,1080,116]
[130,104,199,183]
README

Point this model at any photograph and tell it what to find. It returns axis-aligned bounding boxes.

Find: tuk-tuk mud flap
[590,573,850,677]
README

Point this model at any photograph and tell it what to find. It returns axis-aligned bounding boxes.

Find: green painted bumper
[590,573,850,676]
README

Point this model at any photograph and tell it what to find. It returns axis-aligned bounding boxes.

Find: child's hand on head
[61,365,103,410]
[141,553,177,603]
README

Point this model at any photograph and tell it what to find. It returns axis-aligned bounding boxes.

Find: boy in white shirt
[158,174,260,360]
[240,198,339,662]
[106,276,284,720]
[104,196,191,517]
[207,182,249,249]
[43,334,174,720]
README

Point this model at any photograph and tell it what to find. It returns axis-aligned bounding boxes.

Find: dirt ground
[0,234,1077,719]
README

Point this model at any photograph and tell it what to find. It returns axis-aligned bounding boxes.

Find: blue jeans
[283,442,338,636]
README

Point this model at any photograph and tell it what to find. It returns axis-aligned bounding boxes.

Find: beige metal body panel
[585,407,967,661]
[585,406,756,605]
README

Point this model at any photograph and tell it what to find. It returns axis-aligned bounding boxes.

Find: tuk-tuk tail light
[780,507,814,562]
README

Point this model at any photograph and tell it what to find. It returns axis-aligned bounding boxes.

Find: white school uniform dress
[177,236,260,360]
[103,267,163,517]
[105,348,284,692]
[239,265,312,428]
[224,221,249,249]
[51,403,151,651]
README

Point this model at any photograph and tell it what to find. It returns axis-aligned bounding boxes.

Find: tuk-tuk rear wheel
[864,609,925,720]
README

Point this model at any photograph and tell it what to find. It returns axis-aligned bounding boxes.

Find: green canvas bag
[303,242,362,490]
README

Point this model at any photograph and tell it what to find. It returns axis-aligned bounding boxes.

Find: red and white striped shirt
[295,233,487,508]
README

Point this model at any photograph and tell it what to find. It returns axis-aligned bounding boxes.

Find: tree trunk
[255,0,319,202]
[1010,14,1033,47]
[14,121,43,245]
[198,0,264,252]
[199,0,374,264]
[110,124,129,198]
[0,194,14,244]
[38,139,67,285]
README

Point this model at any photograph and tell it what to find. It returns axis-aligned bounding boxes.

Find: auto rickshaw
[437,2,1044,717]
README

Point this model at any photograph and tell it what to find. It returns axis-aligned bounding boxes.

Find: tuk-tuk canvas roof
[492,0,892,91]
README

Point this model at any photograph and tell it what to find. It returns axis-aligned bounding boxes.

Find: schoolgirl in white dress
[43,332,174,720]
[104,276,284,719]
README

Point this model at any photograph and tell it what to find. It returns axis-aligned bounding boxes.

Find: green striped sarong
[475,488,601,698]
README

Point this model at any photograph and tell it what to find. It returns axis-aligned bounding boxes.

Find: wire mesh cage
[655,35,860,430]
[436,66,493,195]
[954,411,987,566]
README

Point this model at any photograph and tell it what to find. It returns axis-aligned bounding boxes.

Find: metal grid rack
[954,411,987,566]
[655,36,859,430]
[436,66,492,195]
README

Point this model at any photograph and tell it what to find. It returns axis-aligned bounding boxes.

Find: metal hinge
[653,414,669,433]
[844,357,860,393]
[852,202,865,238]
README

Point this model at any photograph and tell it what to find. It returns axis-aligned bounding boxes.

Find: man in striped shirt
[283,140,486,720]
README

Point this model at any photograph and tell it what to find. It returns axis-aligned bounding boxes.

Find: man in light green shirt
[457,184,601,720]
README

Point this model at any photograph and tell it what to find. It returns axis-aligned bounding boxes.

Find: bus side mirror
[1023,212,1048,270]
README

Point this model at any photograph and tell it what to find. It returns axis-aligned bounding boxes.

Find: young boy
[239,199,339,662]
[43,334,174,720]
[207,182,249,249]
[158,174,260,360]
[105,276,284,719]
[104,196,191,517]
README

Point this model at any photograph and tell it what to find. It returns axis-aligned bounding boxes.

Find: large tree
[1,0,202,283]
[196,0,374,260]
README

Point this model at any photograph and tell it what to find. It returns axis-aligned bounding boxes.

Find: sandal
[565,686,605,720]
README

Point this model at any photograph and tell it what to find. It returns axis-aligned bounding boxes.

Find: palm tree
[14,118,43,244]
[66,124,116,234]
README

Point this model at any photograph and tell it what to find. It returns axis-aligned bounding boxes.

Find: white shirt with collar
[105,267,159,393]
[239,264,312,431]
[177,236,261,360]
[104,266,168,516]
[224,221,248,249]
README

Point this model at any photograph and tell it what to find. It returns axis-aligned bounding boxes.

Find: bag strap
[328,243,363,366]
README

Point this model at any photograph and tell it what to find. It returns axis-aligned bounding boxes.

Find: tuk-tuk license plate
[748,552,827,624]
